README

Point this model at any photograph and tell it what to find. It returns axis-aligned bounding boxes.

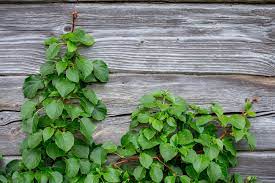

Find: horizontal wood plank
[1,152,275,182]
[0,74,275,154]
[1,4,275,75]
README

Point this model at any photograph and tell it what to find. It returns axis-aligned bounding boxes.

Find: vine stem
[71,0,79,32]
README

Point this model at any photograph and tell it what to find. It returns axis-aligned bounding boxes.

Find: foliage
[0,28,257,183]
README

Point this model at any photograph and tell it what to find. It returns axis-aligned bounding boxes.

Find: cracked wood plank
[0,74,275,154]
[0,4,275,75]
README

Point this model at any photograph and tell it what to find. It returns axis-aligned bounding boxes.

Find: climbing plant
[0,28,257,182]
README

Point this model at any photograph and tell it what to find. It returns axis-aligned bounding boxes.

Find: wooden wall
[0,1,275,181]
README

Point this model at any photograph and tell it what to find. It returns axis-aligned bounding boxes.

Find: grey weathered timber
[1,4,275,75]
[1,152,275,182]
[0,0,275,3]
[0,74,275,154]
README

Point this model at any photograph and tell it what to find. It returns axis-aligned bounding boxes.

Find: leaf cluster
[0,28,257,183]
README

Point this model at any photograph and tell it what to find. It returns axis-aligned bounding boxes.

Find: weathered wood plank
[1,152,275,182]
[0,74,275,154]
[0,4,275,75]
[0,0,274,3]
[1,74,274,114]
[0,111,274,155]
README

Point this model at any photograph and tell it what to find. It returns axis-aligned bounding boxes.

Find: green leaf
[56,61,67,75]
[93,60,109,82]
[138,133,159,150]
[84,173,99,183]
[143,128,156,140]
[46,143,65,160]
[76,57,93,79]
[204,145,220,161]
[82,88,98,105]
[40,62,55,76]
[66,158,79,178]
[28,131,42,149]
[67,41,77,52]
[151,118,163,132]
[211,103,224,116]
[102,141,117,153]
[90,147,107,165]
[177,129,193,145]
[22,113,39,134]
[79,159,91,174]
[21,100,37,120]
[80,117,96,141]
[139,153,153,169]
[44,37,58,46]
[66,67,79,83]
[137,113,150,123]
[54,78,75,97]
[46,43,60,60]
[103,167,121,183]
[196,115,213,126]
[43,127,55,142]
[0,175,7,183]
[140,94,156,108]
[54,131,74,152]
[49,171,63,183]
[165,176,176,183]
[159,143,178,162]
[180,175,191,183]
[167,117,177,127]
[222,138,236,156]
[192,155,210,174]
[71,145,90,159]
[246,132,256,150]
[207,162,223,182]
[22,149,41,170]
[92,101,107,121]
[65,104,82,121]
[133,166,146,181]
[23,75,44,98]
[233,173,244,183]
[229,114,246,130]
[149,164,163,183]
[44,99,64,119]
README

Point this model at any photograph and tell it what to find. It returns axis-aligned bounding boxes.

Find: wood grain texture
[1,152,275,182]
[1,4,275,75]
[0,74,275,154]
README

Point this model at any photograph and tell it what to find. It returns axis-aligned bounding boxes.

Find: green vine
[0,28,257,183]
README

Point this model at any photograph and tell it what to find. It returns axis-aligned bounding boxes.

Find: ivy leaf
[137,113,150,124]
[22,113,39,134]
[192,155,210,174]
[21,100,37,120]
[138,133,159,150]
[80,118,96,141]
[43,127,55,142]
[23,75,44,98]
[222,138,236,156]
[46,143,65,160]
[103,167,121,183]
[204,145,220,161]
[149,164,163,183]
[151,118,163,132]
[54,131,74,152]
[46,43,60,60]
[71,145,90,159]
[28,131,42,149]
[211,103,224,116]
[66,68,79,83]
[79,159,91,175]
[246,132,256,150]
[143,128,156,140]
[65,158,79,178]
[54,78,75,97]
[44,99,64,119]
[76,57,93,79]
[92,101,107,121]
[49,171,63,183]
[90,147,107,166]
[176,129,193,145]
[93,60,109,82]
[139,153,153,169]
[64,104,82,121]
[233,173,244,183]
[133,166,146,181]
[180,175,191,183]
[229,114,246,130]
[22,149,41,170]
[102,141,117,153]
[196,115,213,126]
[160,143,178,162]
[84,173,99,183]
[67,41,77,52]
[40,62,55,76]
[207,162,223,182]
[56,61,67,75]
[164,176,176,183]
[167,117,176,127]
[82,88,98,105]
